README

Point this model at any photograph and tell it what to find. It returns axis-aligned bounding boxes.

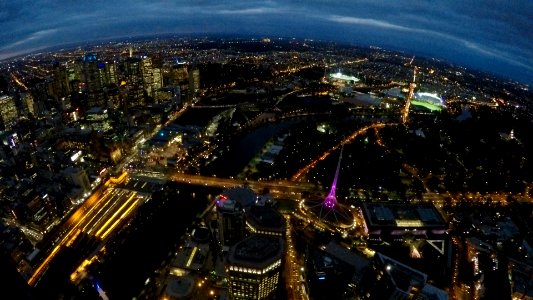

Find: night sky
[0,0,531,84]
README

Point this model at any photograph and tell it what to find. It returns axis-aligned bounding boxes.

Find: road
[166,171,318,197]
[284,214,309,300]
[292,122,395,181]
[2,218,44,244]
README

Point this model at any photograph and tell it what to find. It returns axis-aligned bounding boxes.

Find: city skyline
[0,35,532,299]
[0,1,532,84]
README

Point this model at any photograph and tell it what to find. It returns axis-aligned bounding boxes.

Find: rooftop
[165,275,194,298]
[376,253,427,294]
[217,187,256,210]
[245,206,285,232]
[228,235,283,268]
[362,202,446,229]
[324,242,369,273]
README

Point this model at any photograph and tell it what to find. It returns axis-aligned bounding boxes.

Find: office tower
[123,57,144,107]
[105,61,117,85]
[152,67,163,93]
[18,186,58,233]
[0,95,18,130]
[360,253,448,300]
[140,56,162,99]
[67,62,81,82]
[20,93,36,118]
[168,63,188,88]
[226,235,284,299]
[48,63,71,101]
[188,67,200,104]
[216,195,245,249]
[164,63,189,105]
[141,56,154,97]
[215,187,256,250]
[81,54,117,108]
[64,167,91,192]
[85,107,112,132]
[82,53,105,107]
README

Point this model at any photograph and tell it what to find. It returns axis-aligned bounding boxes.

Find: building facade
[226,235,284,299]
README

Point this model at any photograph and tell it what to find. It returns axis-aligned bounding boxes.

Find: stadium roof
[330,72,360,82]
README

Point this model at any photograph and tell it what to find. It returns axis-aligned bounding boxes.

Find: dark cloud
[0,0,530,83]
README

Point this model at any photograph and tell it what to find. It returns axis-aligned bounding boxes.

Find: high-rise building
[152,67,163,92]
[85,107,112,132]
[81,54,117,108]
[216,195,245,249]
[66,62,81,95]
[360,253,448,300]
[226,235,284,300]
[67,62,81,82]
[123,57,144,107]
[140,56,162,98]
[215,187,257,250]
[15,182,58,233]
[188,68,200,104]
[20,93,36,118]
[141,56,154,97]
[0,95,18,130]
[168,63,188,88]
[64,167,91,192]
[82,53,105,107]
[48,63,71,101]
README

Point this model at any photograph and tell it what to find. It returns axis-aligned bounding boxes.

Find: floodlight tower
[323,146,344,209]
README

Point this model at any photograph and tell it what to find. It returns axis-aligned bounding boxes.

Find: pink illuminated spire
[323,146,344,209]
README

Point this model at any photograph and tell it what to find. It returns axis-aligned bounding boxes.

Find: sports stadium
[411,92,444,111]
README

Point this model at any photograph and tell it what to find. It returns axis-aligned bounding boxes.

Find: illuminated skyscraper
[226,235,284,300]
[216,194,246,249]
[48,62,71,100]
[81,54,117,108]
[188,67,200,104]
[82,53,105,107]
[0,95,18,130]
[140,57,163,98]
[215,187,256,250]
[152,67,163,92]
[20,93,36,118]
[141,56,154,97]
[123,57,144,107]
[166,63,188,99]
